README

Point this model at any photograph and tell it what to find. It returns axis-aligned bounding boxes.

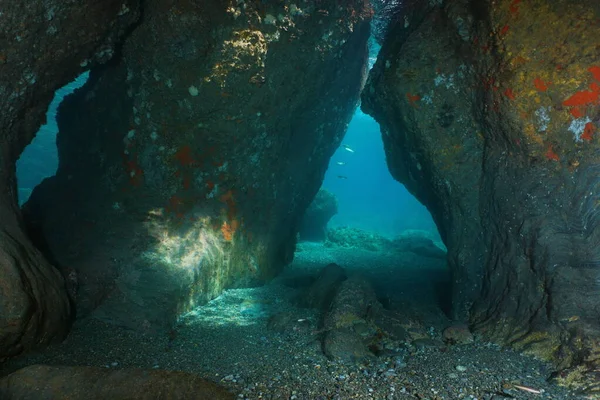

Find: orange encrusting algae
[406,93,420,107]
[503,88,516,100]
[221,219,239,241]
[581,122,595,142]
[562,83,600,107]
[509,0,521,15]
[533,77,549,92]
[545,145,560,161]
[588,66,600,82]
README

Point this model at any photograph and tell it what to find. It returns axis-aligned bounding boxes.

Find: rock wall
[362,0,600,389]
[0,1,140,360]
[24,0,371,331]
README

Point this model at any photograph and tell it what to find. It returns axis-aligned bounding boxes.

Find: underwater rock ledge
[362,0,600,393]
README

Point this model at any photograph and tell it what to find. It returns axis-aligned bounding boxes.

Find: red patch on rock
[509,0,521,15]
[588,66,600,82]
[563,85,600,107]
[533,77,549,92]
[582,122,595,141]
[406,92,420,107]
[570,107,585,118]
[563,71,600,112]
[545,146,560,161]
[503,88,516,100]
[500,25,510,36]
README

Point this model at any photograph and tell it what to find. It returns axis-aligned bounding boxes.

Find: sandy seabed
[0,243,585,399]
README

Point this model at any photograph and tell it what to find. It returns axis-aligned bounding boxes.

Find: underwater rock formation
[392,235,446,259]
[325,226,391,251]
[298,189,338,241]
[322,276,382,363]
[0,364,234,400]
[0,1,140,360]
[298,262,346,310]
[24,1,371,330]
[363,0,600,390]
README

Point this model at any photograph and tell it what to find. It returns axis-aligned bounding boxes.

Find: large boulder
[23,0,371,331]
[0,365,234,400]
[0,0,140,360]
[298,262,346,310]
[322,276,382,363]
[362,0,600,390]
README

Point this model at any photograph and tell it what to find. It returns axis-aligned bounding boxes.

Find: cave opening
[16,72,89,206]
[3,0,598,397]
[292,107,453,328]
[294,37,451,327]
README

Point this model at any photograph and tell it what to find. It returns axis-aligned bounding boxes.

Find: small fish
[512,385,542,394]
[336,161,346,166]
[342,144,354,153]
[561,315,579,322]
[337,175,348,179]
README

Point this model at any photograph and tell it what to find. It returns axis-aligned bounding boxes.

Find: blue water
[322,109,438,239]
[16,72,88,205]
[320,39,438,239]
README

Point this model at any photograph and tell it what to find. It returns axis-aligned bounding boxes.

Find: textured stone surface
[362,0,600,391]
[298,262,346,310]
[24,0,371,330]
[0,364,234,400]
[298,189,338,241]
[0,1,140,360]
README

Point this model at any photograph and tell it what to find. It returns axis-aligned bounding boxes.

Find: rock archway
[1,0,599,394]
[0,0,140,361]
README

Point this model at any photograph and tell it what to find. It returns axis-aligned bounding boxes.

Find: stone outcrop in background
[298,189,338,241]
[362,0,600,391]
[0,0,140,360]
[24,0,371,331]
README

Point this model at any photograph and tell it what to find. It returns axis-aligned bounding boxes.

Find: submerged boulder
[0,0,140,360]
[23,1,371,330]
[321,276,382,363]
[298,189,338,241]
[298,262,346,310]
[0,365,234,400]
[392,235,446,259]
[363,0,600,390]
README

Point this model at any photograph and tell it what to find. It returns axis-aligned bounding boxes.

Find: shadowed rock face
[362,0,600,390]
[0,1,140,360]
[24,0,371,331]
